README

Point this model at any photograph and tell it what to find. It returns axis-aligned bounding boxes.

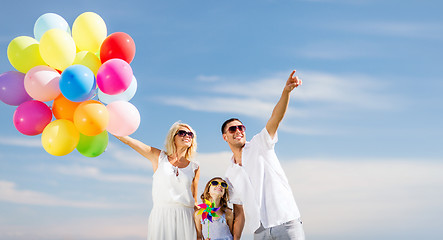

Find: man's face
[222,120,246,147]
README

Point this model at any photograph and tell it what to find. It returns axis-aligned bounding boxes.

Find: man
[222,70,304,240]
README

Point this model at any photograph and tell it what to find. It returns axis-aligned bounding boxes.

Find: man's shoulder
[247,127,277,150]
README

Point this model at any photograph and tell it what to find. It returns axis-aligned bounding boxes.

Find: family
[115,70,304,240]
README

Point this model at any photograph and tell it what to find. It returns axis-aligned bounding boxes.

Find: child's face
[208,179,226,198]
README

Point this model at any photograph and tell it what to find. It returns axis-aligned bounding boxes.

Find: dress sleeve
[158,150,166,163]
[191,161,199,172]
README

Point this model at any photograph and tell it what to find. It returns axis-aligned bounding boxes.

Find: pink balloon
[13,100,53,136]
[96,59,133,95]
[24,65,61,102]
[0,71,33,106]
[106,101,140,136]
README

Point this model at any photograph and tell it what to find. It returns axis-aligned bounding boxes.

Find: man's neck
[231,146,244,166]
[229,144,245,166]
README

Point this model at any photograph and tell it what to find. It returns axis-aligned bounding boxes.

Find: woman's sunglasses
[210,180,228,189]
[227,125,246,133]
[176,130,194,138]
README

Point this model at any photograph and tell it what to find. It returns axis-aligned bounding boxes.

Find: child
[195,177,234,240]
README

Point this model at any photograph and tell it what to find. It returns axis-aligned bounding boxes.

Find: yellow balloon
[72,12,107,53]
[41,119,80,156]
[39,29,76,70]
[73,51,102,75]
[7,36,46,73]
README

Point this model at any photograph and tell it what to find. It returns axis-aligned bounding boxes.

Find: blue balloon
[34,13,71,41]
[60,65,96,102]
[98,75,138,104]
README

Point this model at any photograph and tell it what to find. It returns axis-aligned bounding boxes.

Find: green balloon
[76,131,108,157]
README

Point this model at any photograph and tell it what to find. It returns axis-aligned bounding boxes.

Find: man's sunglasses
[176,130,194,138]
[227,125,246,133]
[210,180,228,189]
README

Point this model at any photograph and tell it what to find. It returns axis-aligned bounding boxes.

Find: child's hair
[201,177,231,213]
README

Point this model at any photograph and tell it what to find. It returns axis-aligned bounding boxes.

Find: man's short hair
[221,118,243,134]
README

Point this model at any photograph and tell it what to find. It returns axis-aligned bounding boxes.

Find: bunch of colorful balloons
[0,12,141,157]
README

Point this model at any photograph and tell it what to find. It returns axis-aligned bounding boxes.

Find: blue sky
[1,0,442,239]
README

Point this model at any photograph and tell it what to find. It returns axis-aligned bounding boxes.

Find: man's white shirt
[225,128,301,233]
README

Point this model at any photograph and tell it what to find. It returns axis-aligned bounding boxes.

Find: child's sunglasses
[176,130,194,138]
[210,180,228,189]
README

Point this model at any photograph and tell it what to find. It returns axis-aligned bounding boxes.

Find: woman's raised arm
[114,135,161,171]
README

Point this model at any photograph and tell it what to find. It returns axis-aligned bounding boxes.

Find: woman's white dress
[147,151,199,240]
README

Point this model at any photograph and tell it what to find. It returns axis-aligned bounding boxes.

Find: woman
[195,177,234,240]
[115,122,200,240]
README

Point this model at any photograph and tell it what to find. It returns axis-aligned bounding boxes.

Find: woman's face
[174,126,193,148]
[208,179,226,198]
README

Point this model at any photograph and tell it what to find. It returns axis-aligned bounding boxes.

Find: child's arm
[225,208,234,236]
[194,210,204,240]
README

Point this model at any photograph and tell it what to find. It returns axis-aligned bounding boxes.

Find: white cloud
[196,75,220,82]
[108,144,152,170]
[331,21,443,39]
[0,215,148,240]
[157,96,282,119]
[285,158,443,236]
[296,71,399,110]
[0,180,131,209]
[302,0,372,3]
[297,41,379,60]
[0,136,41,147]
[53,165,151,184]
[2,153,441,239]
[195,151,233,195]
[65,142,153,171]
[207,74,285,99]
[279,124,344,135]
[297,21,443,61]
[191,152,443,237]
[154,70,399,124]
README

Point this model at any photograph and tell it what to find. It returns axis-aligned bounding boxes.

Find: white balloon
[97,75,137,104]
[106,101,140,136]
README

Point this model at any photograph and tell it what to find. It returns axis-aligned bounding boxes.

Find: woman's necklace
[169,157,183,176]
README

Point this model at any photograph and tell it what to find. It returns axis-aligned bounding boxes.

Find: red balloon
[100,32,135,64]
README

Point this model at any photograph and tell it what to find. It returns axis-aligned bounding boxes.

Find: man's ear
[222,133,227,142]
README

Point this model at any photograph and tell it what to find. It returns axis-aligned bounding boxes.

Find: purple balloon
[0,71,33,105]
[13,100,53,136]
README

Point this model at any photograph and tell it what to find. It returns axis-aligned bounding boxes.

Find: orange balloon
[73,100,109,136]
[52,94,81,121]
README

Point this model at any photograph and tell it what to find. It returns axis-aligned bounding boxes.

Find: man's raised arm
[266,70,302,139]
